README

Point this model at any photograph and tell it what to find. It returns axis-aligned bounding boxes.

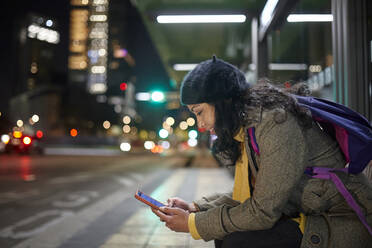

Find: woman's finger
[167,198,174,207]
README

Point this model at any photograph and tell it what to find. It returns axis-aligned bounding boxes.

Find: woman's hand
[151,207,190,233]
[167,197,197,212]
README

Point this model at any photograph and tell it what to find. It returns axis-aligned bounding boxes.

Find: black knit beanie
[180,55,250,105]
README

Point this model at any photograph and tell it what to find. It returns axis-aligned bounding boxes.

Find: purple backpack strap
[247,127,260,155]
[306,167,372,236]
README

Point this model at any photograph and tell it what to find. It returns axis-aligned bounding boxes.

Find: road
[0,153,188,248]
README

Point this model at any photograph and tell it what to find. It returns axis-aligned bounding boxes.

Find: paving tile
[147,234,188,246]
[104,233,151,245]
[100,244,143,248]
[189,239,215,248]
[119,226,155,235]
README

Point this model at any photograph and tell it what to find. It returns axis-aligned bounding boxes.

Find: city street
[1,0,371,247]
[0,152,191,247]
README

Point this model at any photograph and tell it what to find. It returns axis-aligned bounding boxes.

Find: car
[1,130,44,155]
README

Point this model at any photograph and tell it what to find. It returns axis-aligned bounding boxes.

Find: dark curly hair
[212,80,313,166]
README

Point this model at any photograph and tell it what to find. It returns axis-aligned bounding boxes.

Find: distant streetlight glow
[32,114,40,123]
[144,141,155,150]
[120,142,131,152]
[159,129,169,139]
[186,117,195,126]
[166,117,175,126]
[188,130,198,139]
[17,120,24,127]
[46,20,53,27]
[151,91,165,102]
[179,121,188,130]
[123,125,131,133]
[123,116,131,124]
[173,64,198,71]
[188,138,198,147]
[157,15,246,23]
[287,14,333,22]
[103,120,111,129]
[163,122,170,130]
[136,92,151,101]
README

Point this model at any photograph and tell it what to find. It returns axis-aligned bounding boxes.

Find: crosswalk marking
[0,210,74,239]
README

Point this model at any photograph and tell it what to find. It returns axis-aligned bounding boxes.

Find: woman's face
[187,103,215,133]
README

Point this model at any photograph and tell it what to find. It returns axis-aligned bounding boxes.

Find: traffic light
[151,91,165,102]
[120,82,128,91]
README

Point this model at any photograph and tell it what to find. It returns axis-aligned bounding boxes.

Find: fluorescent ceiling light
[260,0,279,27]
[173,64,198,71]
[269,63,308,71]
[287,14,333,22]
[157,15,246,24]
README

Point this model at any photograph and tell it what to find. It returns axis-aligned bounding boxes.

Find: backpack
[246,95,372,235]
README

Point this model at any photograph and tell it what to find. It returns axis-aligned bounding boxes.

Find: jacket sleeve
[194,112,309,241]
[194,192,240,211]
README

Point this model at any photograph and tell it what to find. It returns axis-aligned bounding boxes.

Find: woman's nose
[197,119,205,128]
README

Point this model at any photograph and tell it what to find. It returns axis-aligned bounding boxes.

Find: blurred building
[68,0,172,139]
[9,13,63,136]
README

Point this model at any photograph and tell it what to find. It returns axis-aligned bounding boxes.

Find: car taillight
[36,130,43,139]
[23,136,32,145]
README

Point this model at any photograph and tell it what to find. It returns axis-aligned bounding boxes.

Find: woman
[152,56,372,248]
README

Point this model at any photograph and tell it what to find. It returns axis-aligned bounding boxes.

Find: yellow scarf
[232,127,251,202]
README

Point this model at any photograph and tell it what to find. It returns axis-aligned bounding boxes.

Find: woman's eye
[197,111,202,116]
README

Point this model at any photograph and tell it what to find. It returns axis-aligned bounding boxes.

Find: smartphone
[134,190,165,210]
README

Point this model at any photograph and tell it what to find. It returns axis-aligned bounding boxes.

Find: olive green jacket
[193,108,372,248]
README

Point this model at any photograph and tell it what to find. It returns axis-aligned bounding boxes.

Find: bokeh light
[166,117,175,126]
[159,129,169,139]
[103,120,111,129]
[188,138,198,147]
[144,141,155,150]
[32,114,40,123]
[123,116,131,124]
[179,121,188,130]
[70,129,78,137]
[186,117,195,126]
[17,120,24,127]
[123,125,131,133]
[120,142,131,152]
[188,130,198,139]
